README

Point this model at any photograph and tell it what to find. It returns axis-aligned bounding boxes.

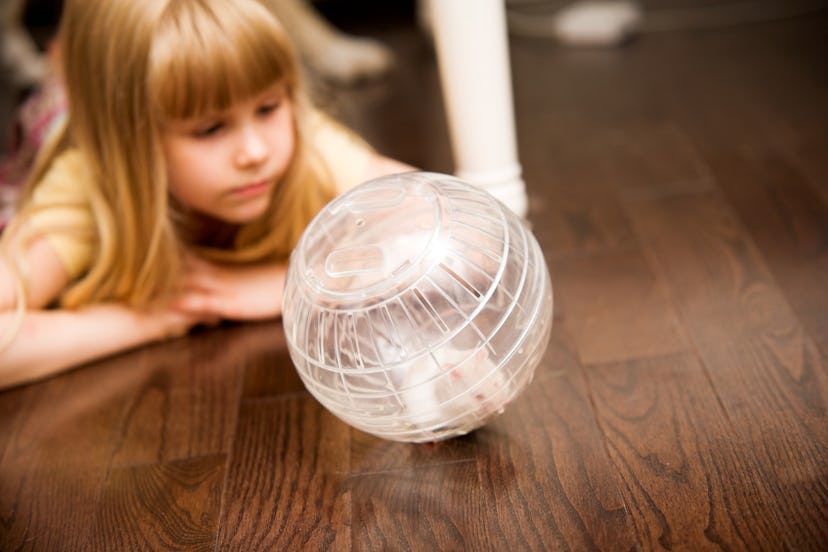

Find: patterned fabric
[0,75,68,232]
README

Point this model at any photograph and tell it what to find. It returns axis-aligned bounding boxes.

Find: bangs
[149,0,296,121]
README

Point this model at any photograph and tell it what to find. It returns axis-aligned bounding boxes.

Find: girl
[0,0,414,388]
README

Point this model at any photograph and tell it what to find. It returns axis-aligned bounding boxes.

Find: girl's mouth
[232,180,270,198]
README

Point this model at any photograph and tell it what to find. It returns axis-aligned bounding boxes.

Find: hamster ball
[282,172,553,443]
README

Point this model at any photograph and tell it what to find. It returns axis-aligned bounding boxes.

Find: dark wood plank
[239,320,309,399]
[468,333,637,551]
[585,353,786,549]
[656,14,828,158]
[107,329,245,467]
[525,146,638,259]
[0,324,248,550]
[0,384,28,464]
[705,144,828,357]
[0,367,135,550]
[552,247,690,365]
[91,455,225,552]
[215,397,351,550]
[783,135,828,206]
[348,458,489,550]
[628,190,828,547]
[1,467,107,551]
[602,124,715,203]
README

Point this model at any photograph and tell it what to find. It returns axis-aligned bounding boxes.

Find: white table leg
[427,0,528,217]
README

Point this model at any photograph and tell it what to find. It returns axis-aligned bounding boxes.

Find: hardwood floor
[1,4,827,550]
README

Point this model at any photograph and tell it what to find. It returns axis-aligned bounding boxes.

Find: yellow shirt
[28,109,374,279]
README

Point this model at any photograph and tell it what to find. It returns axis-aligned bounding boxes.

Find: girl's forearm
[0,304,188,389]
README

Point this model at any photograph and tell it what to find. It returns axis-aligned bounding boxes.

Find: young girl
[0,0,413,388]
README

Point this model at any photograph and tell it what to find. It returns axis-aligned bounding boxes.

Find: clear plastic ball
[282,172,553,442]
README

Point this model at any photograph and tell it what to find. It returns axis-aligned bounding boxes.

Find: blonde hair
[3,0,336,314]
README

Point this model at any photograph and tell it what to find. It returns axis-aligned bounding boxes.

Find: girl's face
[161,83,295,224]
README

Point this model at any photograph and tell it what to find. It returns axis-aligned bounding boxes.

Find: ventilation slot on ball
[412,288,450,334]
[439,262,481,298]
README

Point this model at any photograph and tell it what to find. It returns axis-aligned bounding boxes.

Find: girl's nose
[235,125,268,167]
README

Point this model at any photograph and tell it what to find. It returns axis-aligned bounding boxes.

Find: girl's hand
[173,255,286,321]
[137,303,213,341]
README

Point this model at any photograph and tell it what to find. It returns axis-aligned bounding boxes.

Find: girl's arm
[0,304,196,388]
[0,237,200,389]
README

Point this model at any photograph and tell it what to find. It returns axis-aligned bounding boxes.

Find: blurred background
[3,0,827,176]
[2,0,827,260]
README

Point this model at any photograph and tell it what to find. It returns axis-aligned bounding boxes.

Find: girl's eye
[193,121,223,138]
[257,101,280,116]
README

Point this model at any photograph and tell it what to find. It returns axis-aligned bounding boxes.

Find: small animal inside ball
[282,172,553,442]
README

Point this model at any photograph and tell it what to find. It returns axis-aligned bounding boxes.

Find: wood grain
[552,248,690,365]
[628,191,828,547]
[707,144,828,358]
[586,354,785,549]
[0,367,131,550]
[469,334,637,552]
[92,455,225,552]
[215,397,351,550]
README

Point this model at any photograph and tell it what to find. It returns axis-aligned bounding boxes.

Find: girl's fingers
[173,289,235,322]
[172,290,213,315]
